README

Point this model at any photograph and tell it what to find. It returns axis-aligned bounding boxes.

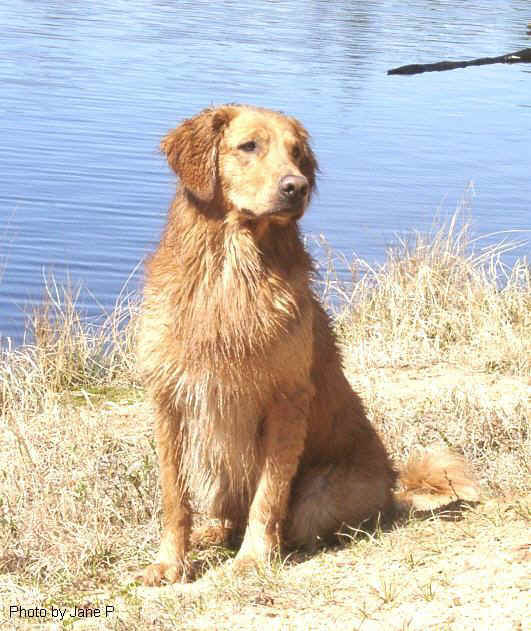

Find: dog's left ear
[160,106,234,202]
[290,117,319,194]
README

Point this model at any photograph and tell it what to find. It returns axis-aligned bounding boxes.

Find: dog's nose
[279,175,308,203]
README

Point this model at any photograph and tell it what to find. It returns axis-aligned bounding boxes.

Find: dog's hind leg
[285,458,396,550]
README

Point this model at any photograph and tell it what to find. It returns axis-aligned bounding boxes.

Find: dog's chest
[176,376,263,518]
[175,303,314,518]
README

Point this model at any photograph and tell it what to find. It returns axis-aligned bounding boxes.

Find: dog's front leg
[143,408,191,586]
[234,389,311,571]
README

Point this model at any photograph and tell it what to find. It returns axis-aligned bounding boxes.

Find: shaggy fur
[137,105,479,585]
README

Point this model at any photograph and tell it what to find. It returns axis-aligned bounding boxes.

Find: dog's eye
[292,145,301,159]
[238,140,257,152]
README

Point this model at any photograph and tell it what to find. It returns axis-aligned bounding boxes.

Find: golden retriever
[137,105,479,585]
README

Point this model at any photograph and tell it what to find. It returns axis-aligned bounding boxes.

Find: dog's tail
[394,448,480,513]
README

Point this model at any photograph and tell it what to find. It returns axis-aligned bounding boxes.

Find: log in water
[388,48,531,76]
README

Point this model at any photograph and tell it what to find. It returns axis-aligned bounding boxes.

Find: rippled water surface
[1,0,530,343]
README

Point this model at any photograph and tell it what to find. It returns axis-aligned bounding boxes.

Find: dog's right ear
[160,107,234,202]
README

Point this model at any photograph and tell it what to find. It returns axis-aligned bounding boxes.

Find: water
[1,0,530,344]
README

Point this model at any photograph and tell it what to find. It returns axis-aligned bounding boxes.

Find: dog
[137,104,479,585]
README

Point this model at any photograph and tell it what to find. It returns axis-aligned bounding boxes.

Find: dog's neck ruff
[142,190,314,378]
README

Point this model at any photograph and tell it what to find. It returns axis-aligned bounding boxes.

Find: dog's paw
[140,560,191,586]
[231,554,261,577]
[190,523,233,549]
[232,543,276,576]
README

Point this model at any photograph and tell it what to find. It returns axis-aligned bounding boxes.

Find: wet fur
[137,105,479,585]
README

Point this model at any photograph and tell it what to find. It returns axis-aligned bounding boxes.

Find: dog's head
[160,104,318,225]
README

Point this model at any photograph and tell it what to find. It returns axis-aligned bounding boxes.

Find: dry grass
[318,212,530,375]
[1,213,529,630]
[1,276,139,429]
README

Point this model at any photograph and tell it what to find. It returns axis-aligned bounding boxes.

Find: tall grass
[318,213,530,374]
[1,276,139,431]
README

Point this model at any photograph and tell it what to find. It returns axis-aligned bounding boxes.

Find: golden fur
[137,105,479,585]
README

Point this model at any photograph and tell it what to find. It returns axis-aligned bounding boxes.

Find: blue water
[1,0,530,344]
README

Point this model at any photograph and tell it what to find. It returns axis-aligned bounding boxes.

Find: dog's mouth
[240,204,305,223]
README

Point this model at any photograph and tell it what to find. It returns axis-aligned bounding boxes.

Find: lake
[1,0,530,345]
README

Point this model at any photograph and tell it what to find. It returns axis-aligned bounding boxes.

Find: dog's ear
[160,107,233,202]
[290,117,319,194]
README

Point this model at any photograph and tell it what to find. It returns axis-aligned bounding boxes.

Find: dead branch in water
[387,47,531,76]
